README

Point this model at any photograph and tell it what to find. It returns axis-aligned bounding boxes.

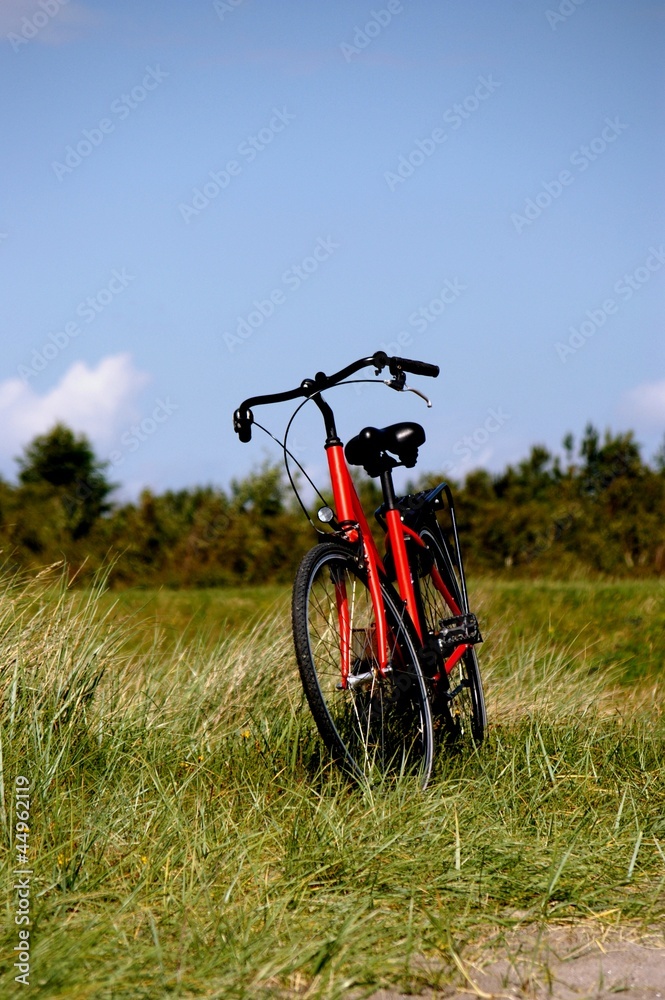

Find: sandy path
[367,925,665,1000]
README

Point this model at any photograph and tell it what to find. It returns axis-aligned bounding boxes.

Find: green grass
[92,584,290,654]
[0,568,663,998]
[94,575,665,683]
[473,577,665,684]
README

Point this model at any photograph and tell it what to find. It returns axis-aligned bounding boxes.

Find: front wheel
[292,542,434,787]
[417,526,487,745]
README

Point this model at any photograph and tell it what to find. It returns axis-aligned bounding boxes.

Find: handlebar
[233,351,439,442]
[387,355,440,378]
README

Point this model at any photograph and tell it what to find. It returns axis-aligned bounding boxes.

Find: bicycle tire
[292,541,434,787]
[416,525,487,744]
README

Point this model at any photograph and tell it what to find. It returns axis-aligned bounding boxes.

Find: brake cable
[252,377,390,530]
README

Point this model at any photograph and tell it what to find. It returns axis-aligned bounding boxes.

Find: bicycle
[233,351,486,788]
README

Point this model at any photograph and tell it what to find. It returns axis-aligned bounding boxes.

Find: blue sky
[1,0,663,500]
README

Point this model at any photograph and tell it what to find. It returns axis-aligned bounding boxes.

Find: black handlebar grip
[233,407,253,443]
[391,356,440,378]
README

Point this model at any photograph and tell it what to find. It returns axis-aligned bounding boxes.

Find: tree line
[0,422,663,586]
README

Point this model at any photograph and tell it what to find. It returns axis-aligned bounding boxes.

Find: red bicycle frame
[326,441,470,685]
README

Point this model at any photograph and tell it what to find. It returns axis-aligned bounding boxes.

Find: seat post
[380,458,423,641]
[379,462,398,510]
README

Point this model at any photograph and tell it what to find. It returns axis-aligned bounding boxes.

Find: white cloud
[619,378,665,429]
[0,354,150,475]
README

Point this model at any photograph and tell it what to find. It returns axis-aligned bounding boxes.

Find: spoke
[415,530,482,743]
[300,548,432,782]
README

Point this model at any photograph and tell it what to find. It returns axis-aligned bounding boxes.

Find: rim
[304,549,433,783]
[418,528,484,742]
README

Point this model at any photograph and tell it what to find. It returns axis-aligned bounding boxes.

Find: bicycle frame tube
[334,575,351,687]
[440,642,470,677]
[399,524,462,617]
[386,522,470,676]
[384,509,423,644]
[325,443,391,674]
[325,444,426,663]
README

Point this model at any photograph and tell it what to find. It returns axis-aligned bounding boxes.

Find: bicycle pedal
[436,613,482,651]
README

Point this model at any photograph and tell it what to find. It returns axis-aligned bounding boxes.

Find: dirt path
[367,925,665,1000]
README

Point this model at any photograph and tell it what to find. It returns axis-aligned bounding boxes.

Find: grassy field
[0,568,663,998]
[91,575,665,682]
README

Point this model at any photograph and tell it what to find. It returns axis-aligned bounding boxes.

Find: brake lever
[405,384,432,407]
[385,371,406,390]
[384,377,432,407]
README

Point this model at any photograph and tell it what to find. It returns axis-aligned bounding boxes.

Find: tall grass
[0,567,663,999]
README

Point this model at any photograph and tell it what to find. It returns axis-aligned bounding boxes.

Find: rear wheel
[292,542,434,787]
[417,526,486,745]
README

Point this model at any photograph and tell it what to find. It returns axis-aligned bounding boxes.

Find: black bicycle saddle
[345,422,425,474]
